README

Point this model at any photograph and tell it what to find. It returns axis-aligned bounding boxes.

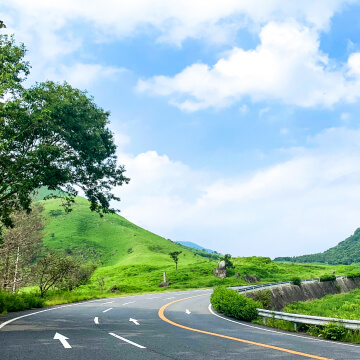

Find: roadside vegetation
[253,285,360,343]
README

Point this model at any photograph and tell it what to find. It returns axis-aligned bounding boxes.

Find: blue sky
[3,0,360,257]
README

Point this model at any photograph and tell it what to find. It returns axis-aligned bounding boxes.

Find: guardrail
[237,275,347,294]
[237,278,320,294]
[258,309,360,331]
[236,275,352,331]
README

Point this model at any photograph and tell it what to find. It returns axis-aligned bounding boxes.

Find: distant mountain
[175,241,217,254]
[274,228,360,265]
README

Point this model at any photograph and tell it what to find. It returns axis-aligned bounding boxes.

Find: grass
[284,288,360,320]
[253,284,360,343]
[40,197,210,267]
[2,195,359,315]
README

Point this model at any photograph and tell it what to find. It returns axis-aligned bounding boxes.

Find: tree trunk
[12,246,20,293]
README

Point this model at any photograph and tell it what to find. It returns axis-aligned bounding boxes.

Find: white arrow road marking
[109,333,146,349]
[53,332,71,349]
[186,309,191,314]
[122,301,135,305]
[129,318,140,325]
[94,317,99,325]
[103,308,113,313]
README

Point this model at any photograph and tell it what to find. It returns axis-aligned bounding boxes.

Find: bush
[210,286,260,322]
[0,291,45,314]
[320,274,336,282]
[347,272,360,279]
[253,290,272,310]
[291,277,302,286]
[322,323,347,340]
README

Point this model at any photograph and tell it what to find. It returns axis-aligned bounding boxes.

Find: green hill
[274,228,360,265]
[32,194,360,304]
[39,196,211,267]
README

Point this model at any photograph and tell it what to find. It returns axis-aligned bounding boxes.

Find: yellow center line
[158,293,334,360]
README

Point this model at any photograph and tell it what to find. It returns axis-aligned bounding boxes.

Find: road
[1,289,360,360]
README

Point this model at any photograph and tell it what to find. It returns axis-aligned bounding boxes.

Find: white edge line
[0,298,104,330]
[208,304,360,349]
[103,308,113,313]
[94,317,99,325]
[109,333,146,349]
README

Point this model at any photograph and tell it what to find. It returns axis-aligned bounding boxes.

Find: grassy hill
[274,228,360,265]
[40,196,210,267]
[31,194,360,306]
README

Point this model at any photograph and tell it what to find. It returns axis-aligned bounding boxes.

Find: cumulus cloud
[42,63,126,89]
[115,127,360,258]
[2,0,354,48]
[138,21,360,110]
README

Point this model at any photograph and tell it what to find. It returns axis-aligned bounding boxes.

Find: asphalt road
[1,289,360,360]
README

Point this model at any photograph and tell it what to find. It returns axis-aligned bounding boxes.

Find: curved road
[1,289,360,360]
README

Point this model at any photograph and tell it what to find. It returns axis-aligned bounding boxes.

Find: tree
[169,251,182,270]
[221,254,234,269]
[0,32,130,232]
[0,205,43,292]
[34,252,77,297]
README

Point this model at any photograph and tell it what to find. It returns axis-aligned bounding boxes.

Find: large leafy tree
[0,32,130,230]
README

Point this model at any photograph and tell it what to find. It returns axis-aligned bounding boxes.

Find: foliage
[322,323,347,340]
[319,274,336,282]
[0,33,129,231]
[252,289,272,310]
[59,262,97,291]
[169,251,182,270]
[347,272,360,279]
[34,252,77,297]
[0,290,44,314]
[0,205,43,291]
[221,254,234,269]
[211,286,260,322]
[291,277,302,286]
[284,287,360,320]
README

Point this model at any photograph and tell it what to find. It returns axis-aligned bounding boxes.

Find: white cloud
[238,104,249,114]
[138,21,360,110]
[42,63,126,88]
[2,0,354,48]
[115,126,360,258]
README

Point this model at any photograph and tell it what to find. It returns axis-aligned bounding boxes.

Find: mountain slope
[274,228,360,265]
[39,196,207,267]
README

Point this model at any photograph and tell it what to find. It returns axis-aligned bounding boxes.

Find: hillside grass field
[8,194,360,309]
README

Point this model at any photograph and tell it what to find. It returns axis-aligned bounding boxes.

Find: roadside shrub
[322,323,347,340]
[0,291,44,314]
[253,290,272,310]
[291,277,302,286]
[320,274,336,282]
[211,286,260,322]
[347,273,360,279]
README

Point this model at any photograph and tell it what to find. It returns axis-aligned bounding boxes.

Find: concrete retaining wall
[246,277,360,311]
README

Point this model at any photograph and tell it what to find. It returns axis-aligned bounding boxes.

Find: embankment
[246,277,360,310]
